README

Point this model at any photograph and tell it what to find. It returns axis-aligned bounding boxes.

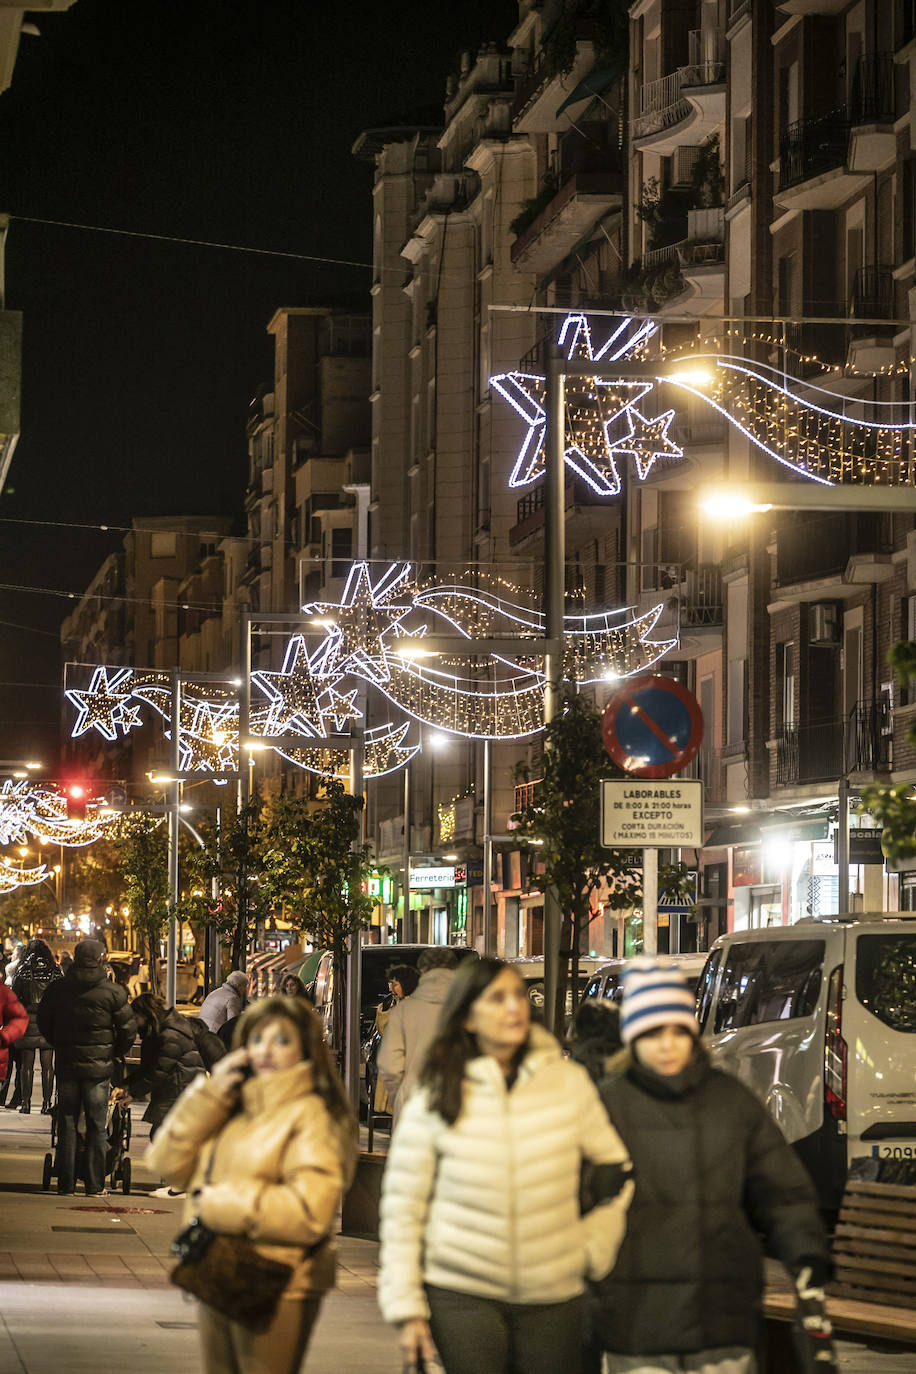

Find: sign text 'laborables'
[600,779,704,848]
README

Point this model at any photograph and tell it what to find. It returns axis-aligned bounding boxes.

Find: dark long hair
[24,937,56,967]
[418,957,528,1125]
[131,992,169,1035]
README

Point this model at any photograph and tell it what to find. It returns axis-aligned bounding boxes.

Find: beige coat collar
[239,1059,315,1114]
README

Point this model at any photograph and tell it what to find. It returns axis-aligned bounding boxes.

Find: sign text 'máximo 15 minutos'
[600,779,704,848]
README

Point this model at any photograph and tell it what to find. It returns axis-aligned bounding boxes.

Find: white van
[696,914,916,1210]
[584,953,708,1004]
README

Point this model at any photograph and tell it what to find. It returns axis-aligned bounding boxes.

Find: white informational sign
[601,779,703,848]
[409,866,463,889]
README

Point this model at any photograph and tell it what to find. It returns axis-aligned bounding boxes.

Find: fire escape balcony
[632,30,725,154]
[774,105,869,214]
[510,168,623,274]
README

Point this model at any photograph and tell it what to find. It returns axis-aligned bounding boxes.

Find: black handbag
[169,1141,294,1334]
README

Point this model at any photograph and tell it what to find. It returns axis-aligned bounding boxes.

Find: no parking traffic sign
[601,674,704,779]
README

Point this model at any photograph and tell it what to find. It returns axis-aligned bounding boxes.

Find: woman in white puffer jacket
[378,957,634,1374]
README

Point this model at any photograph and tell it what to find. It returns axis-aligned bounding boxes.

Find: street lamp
[698,481,916,517]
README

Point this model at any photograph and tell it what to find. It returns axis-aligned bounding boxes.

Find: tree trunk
[332,934,348,1078]
[147,929,159,995]
[552,913,573,1033]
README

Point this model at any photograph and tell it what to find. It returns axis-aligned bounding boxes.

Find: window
[776,641,795,731]
[330,527,352,578]
[712,939,825,1032]
[856,935,916,1033]
[150,531,177,558]
[727,658,747,744]
[696,950,721,1031]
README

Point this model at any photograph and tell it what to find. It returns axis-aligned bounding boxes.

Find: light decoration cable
[65,561,676,770]
[491,313,916,493]
[0,778,118,892]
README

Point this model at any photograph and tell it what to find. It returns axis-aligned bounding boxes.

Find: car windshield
[856,934,916,1033]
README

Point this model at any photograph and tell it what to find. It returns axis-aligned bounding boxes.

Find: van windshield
[856,934,916,1033]
[712,939,825,1031]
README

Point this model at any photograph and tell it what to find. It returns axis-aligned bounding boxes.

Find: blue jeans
[57,1077,109,1193]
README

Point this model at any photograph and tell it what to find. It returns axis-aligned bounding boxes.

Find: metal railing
[683,566,723,627]
[850,54,895,124]
[775,699,890,786]
[850,265,894,320]
[778,105,849,191]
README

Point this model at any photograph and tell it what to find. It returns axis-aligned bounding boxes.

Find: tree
[859,640,916,864]
[0,886,57,944]
[114,813,169,994]
[261,780,376,1073]
[177,796,272,972]
[513,693,643,1029]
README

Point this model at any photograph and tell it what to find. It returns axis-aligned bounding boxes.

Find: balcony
[847,265,896,372]
[510,168,623,274]
[775,106,870,213]
[513,32,597,133]
[509,477,617,548]
[848,55,896,172]
[632,30,725,153]
[774,699,891,788]
[773,512,892,595]
[775,0,847,12]
[683,566,723,628]
[414,171,480,224]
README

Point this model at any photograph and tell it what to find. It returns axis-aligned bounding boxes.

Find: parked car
[506,955,606,1025]
[696,914,916,1210]
[583,953,708,1005]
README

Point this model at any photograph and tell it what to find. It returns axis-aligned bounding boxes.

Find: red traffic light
[66,783,88,819]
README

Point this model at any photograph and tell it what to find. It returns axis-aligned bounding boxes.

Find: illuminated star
[179,699,238,774]
[606,407,683,480]
[304,562,415,684]
[66,667,134,741]
[323,687,361,732]
[253,636,352,738]
[490,313,670,495]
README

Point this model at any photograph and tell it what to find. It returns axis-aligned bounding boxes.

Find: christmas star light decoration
[66,667,137,741]
[0,779,115,860]
[304,561,414,684]
[494,312,916,496]
[252,636,352,739]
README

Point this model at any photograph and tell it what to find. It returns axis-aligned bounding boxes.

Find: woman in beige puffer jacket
[378,957,634,1374]
[148,995,357,1374]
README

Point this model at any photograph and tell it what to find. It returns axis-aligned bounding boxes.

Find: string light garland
[0,779,117,894]
[491,313,916,494]
[65,561,676,773]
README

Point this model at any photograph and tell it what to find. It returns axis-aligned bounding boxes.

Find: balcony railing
[776,511,891,585]
[513,780,542,816]
[778,105,849,192]
[850,54,895,124]
[850,265,894,320]
[775,699,891,786]
[633,36,724,140]
[683,566,723,627]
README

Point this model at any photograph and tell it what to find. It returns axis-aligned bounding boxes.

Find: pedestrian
[377,946,457,1125]
[199,969,249,1034]
[10,937,62,1113]
[191,958,206,1005]
[37,938,137,1196]
[1,942,31,1109]
[148,994,358,1374]
[367,963,420,1116]
[0,979,28,1112]
[279,971,312,1001]
[138,956,150,994]
[378,957,634,1374]
[589,957,836,1374]
[59,951,73,976]
[568,998,623,1086]
[119,992,225,1138]
[4,942,24,985]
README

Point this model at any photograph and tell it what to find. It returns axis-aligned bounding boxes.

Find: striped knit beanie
[619,957,699,1045]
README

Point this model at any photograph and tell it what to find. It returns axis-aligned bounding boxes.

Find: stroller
[42,1090,133,1195]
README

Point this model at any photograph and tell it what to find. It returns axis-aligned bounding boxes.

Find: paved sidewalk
[0,1103,401,1373]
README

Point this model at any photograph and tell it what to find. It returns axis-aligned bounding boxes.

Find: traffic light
[66,783,88,819]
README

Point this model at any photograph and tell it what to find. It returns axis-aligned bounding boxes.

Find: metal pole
[206,806,221,996]
[402,763,412,943]
[483,738,493,957]
[543,343,566,1035]
[837,776,850,916]
[239,608,252,809]
[166,671,181,1008]
[642,847,658,956]
[345,727,365,1111]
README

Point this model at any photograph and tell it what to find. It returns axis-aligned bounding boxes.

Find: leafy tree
[261,780,376,1073]
[177,796,271,972]
[860,640,916,863]
[513,693,643,1029]
[0,886,57,944]
[114,813,169,994]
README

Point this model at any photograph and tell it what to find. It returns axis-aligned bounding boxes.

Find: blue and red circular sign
[602,674,704,779]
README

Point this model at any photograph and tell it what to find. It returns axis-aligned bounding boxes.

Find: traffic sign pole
[643,846,658,956]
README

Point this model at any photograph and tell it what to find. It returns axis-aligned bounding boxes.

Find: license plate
[871,1142,916,1159]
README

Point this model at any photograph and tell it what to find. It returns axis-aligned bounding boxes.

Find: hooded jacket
[591,1052,829,1357]
[198,975,247,1033]
[378,1025,634,1324]
[0,983,28,1080]
[37,963,137,1081]
[129,1010,225,1126]
[377,966,454,1123]
[147,1061,356,1300]
[12,948,62,1052]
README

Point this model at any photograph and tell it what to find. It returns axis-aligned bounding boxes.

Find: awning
[555,67,622,118]
[703,812,831,849]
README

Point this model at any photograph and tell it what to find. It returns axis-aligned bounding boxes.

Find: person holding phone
[378,957,634,1374]
[148,995,357,1374]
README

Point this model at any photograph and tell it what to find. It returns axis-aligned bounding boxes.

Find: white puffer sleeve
[377,1088,440,1324]
[575,1066,634,1281]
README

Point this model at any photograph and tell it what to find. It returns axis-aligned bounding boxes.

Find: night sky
[0,0,519,762]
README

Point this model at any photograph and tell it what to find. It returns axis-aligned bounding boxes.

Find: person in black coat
[590,958,835,1374]
[121,993,225,1138]
[37,939,137,1196]
[10,937,61,1113]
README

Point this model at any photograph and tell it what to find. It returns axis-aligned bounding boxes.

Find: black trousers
[426,1284,583,1374]
[19,1047,54,1108]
